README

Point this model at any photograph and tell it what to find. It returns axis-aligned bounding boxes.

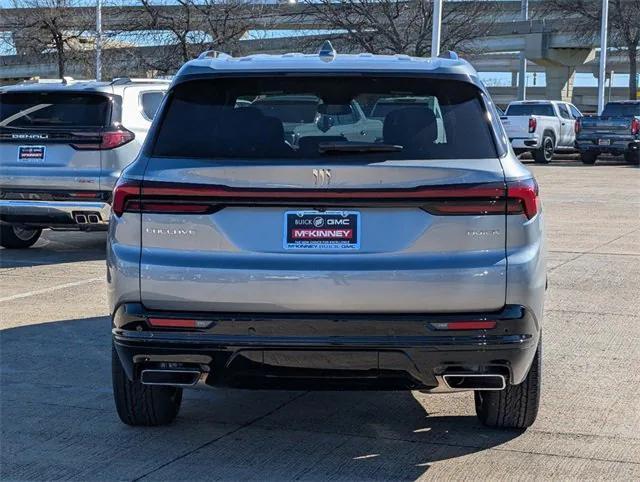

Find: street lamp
[96,0,102,81]
[597,0,609,114]
[431,0,443,57]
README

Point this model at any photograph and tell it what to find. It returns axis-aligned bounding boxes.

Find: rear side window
[141,91,164,121]
[0,92,110,129]
[557,104,572,119]
[602,103,640,116]
[506,104,555,117]
[152,76,497,160]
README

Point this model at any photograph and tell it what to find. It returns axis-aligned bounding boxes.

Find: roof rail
[111,77,171,85]
[198,50,232,60]
[23,77,75,84]
[438,51,459,60]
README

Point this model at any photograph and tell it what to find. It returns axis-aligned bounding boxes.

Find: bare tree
[299,0,502,58]
[122,0,263,74]
[9,0,94,78]
[544,0,639,100]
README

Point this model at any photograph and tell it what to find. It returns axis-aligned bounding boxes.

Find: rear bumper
[510,136,540,150]
[112,303,541,391]
[576,139,639,154]
[0,199,110,229]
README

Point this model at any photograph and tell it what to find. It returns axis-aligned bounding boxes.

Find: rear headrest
[383,107,438,149]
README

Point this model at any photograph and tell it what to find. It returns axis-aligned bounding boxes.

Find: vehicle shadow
[0,230,106,268]
[1,316,524,480]
[519,153,635,167]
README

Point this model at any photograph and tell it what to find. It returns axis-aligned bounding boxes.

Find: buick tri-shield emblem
[312,168,331,186]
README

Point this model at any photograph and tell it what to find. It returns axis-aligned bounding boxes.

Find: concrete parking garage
[1,157,639,480]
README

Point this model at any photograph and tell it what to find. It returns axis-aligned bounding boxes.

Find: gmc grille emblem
[313,168,331,186]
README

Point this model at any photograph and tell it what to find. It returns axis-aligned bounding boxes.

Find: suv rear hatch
[124,75,529,313]
[0,90,117,192]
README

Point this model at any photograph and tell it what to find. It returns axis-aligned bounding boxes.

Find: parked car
[108,46,545,429]
[501,100,582,163]
[0,78,169,248]
[575,100,640,165]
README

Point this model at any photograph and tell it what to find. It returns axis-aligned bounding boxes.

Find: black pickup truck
[575,101,640,165]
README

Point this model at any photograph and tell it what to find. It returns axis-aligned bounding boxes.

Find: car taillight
[631,118,640,135]
[111,180,540,219]
[506,178,540,220]
[575,118,581,135]
[112,178,141,217]
[528,117,537,133]
[71,128,135,150]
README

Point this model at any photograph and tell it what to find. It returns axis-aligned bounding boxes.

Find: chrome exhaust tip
[74,214,87,224]
[140,369,201,387]
[442,374,506,391]
[87,214,100,224]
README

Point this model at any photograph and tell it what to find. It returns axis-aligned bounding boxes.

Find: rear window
[506,104,555,117]
[141,91,164,121]
[152,76,497,160]
[0,92,110,129]
[602,103,640,117]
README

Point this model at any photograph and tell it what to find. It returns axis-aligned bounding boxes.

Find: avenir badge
[284,210,360,250]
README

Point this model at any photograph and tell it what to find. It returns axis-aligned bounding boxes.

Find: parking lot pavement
[1,157,639,481]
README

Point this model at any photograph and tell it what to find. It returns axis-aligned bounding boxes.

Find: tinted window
[141,91,164,120]
[251,97,319,124]
[0,92,110,129]
[153,76,497,160]
[371,97,437,119]
[569,105,582,118]
[506,104,555,117]
[558,104,572,119]
[602,103,640,116]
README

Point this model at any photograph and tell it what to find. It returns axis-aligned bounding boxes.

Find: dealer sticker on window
[18,146,46,161]
[284,210,360,250]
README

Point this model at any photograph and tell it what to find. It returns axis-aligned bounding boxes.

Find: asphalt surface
[1,156,639,481]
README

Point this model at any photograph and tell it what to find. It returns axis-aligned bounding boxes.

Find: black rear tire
[112,345,182,426]
[474,339,541,429]
[533,135,554,163]
[624,150,640,165]
[0,225,42,249]
[580,152,598,165]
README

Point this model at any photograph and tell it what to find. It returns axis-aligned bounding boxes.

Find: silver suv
[0,78,168,248]
[109,48,546,429]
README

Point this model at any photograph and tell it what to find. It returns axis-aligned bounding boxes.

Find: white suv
[0,78,169,248]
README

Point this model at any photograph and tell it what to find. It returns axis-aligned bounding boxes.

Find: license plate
[598,139,611,146]
[18,146,46,161]
[284,210,360,250]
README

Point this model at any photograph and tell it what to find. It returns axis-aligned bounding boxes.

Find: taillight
[112,178,141,217]
[631,118,640,135]
[506,178,540,220]
[575,118,581,135]
[430,320,497,330]
[147,317,210,329]
[528,117,537,133]
[71,128,135,150]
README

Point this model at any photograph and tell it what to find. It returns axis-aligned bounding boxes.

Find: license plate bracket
[284,210,360,250]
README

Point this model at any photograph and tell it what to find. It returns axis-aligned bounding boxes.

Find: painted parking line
[0,277,103,303]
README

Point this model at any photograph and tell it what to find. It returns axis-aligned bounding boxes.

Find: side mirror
[316,115,335,133]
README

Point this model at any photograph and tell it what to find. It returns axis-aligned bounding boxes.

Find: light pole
[517,0,528,100]
[431,0,443,57]
[96,0,102,81]
[597,0,609,114]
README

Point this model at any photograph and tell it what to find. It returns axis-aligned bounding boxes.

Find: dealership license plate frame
[18,145,46,161]
[284,210,361,250]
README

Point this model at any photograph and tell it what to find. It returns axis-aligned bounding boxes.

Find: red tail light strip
[430,320,497,330]
[112,179,539,219]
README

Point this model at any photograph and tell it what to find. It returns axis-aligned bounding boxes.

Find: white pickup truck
[500,100,582,163]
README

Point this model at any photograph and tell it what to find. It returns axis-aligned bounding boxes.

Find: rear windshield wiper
[318,142,403,154]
